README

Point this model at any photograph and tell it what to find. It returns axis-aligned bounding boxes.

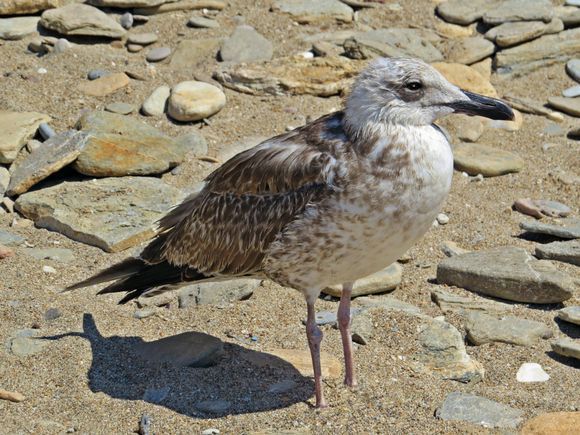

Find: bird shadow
[42,314,314,418]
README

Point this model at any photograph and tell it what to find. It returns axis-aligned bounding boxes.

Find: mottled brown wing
[139,119,345,276]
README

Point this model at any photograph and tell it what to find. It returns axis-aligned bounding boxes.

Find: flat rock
[15,176,185,252]
[0,0,63,15]
[446,114,484,143]
[170,38,221,70]
[520,219,580,239]
[485,21,547,48]
[513,198,572,219]
[0,229,24,246]
[453,143,524,177]
[146,46,171,62]
[134,0,226,15]
[436,392,524,428]
[73,111,185,176]
[7,131,89,196]
[167,80,226,122]
[483,0,553,25]
[135,332,224,367]
[522,412,580,435]
[414,319,485,383]
[516,362,550,382]
[536,240,580,266]
[496,29,580,73]
[0,111,51,164]
[188,16,219,28]
[105,102,135,115]
[355,295,423,315]
[141,85,170,116]
[178,279,260,307]
[243,348,341,379]
[214,55,360,97]
[437,246,574,303]
[23,247,74,263]
[220,25,272,63]
[7,329,46,356]
[557,306,580,326]
[127,32,158,45]
[551,338,580,360]
[503,94,563,121]
[343,28,443,62]
[465,312,552,346]
[548,96,580,117]
[563,85,580,98]
[40,4,126,39]
[434,21,474,39]
[445,37,495,65]
[432,63,497,97]
[88,0,169,7]
[271,0,353,24]
[78,72,130,97]
[0,17,39,40]
[323,263,402,297]
[436,0,501,25]
[431,289,512,314]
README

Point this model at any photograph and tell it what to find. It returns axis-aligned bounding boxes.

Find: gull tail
[63,257,206,304]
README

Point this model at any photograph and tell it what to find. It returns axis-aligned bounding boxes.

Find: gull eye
[406,81,423,91]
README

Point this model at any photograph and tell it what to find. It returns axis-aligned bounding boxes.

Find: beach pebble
[440,240,469,257]
[105,102,135,115]
[520,219,580,239]
[551,338,580,361]
[516,363,550,382]
[436,213,449,225]
[44,308,62,321]
[53,38,71,54]
[513,198,572,219]
[0,389,25,403]
[548,96,580,117]
[465,312,553,347]
[141,85,170,117]
[557,306,580,326]
[127,33,158,46]
[127,44,144,53]
[536,240,580,266]
[38,122,55,140]
[201,429,220,435]
[563,85,580,98]
[120,12,133,30]
[453,143,524,177]
[167,81,226,122]
[42,265,57,274]
[566,58,580,82]
[188,16,219,28]
[87,69,109,80]
[146,47,171,62]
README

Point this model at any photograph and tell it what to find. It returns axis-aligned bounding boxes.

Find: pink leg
[338,282,357,388]
[305,297,328,408]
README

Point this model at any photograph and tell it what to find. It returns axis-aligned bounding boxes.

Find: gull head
[344,57,514,130]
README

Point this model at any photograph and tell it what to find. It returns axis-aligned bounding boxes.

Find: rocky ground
[0,0,579,434]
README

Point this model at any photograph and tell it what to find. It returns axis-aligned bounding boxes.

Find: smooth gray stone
[38,122,55,140]
[465,312,552,346]
[15,177,185,252]
[548,96,580,117]
[0,229,24,246]
[135,331,224,367]
[446,37,495,65]
[437,0,501,25]
[141,85,170,117]
[146,46,171,62]
[105,102,135,115]
[178,279,260,307]
[535,239,580,266]
[566,58,580,82]
[563,85,580,98]
[557,306,580,326]
[44,308,61,321]
[127,32,158,45]
[120,12,133,29]
[7,329,46,356]
[437,246,574,303]
[551,338,580,360]
[0,16,40,41]
[436,392,524,428]
[271,0,353,23]
[87,69,109,80]
[40,4,126,39]
[520,219,580,239]
[415,319,484,383]
[188,16,219,28]
[220,25,273,63]
[7,130,89,196]
[23,247,74,263]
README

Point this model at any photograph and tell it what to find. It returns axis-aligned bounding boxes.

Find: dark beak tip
[454,90,516,122]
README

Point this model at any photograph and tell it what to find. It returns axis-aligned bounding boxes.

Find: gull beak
[447,90,515,121]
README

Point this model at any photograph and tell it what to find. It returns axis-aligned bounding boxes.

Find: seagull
[66,57,514,408]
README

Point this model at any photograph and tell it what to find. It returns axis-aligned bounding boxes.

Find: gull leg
[338,282,357,388]
[305,295,327,408]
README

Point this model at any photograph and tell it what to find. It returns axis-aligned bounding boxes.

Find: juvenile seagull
[66,57,514,408]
